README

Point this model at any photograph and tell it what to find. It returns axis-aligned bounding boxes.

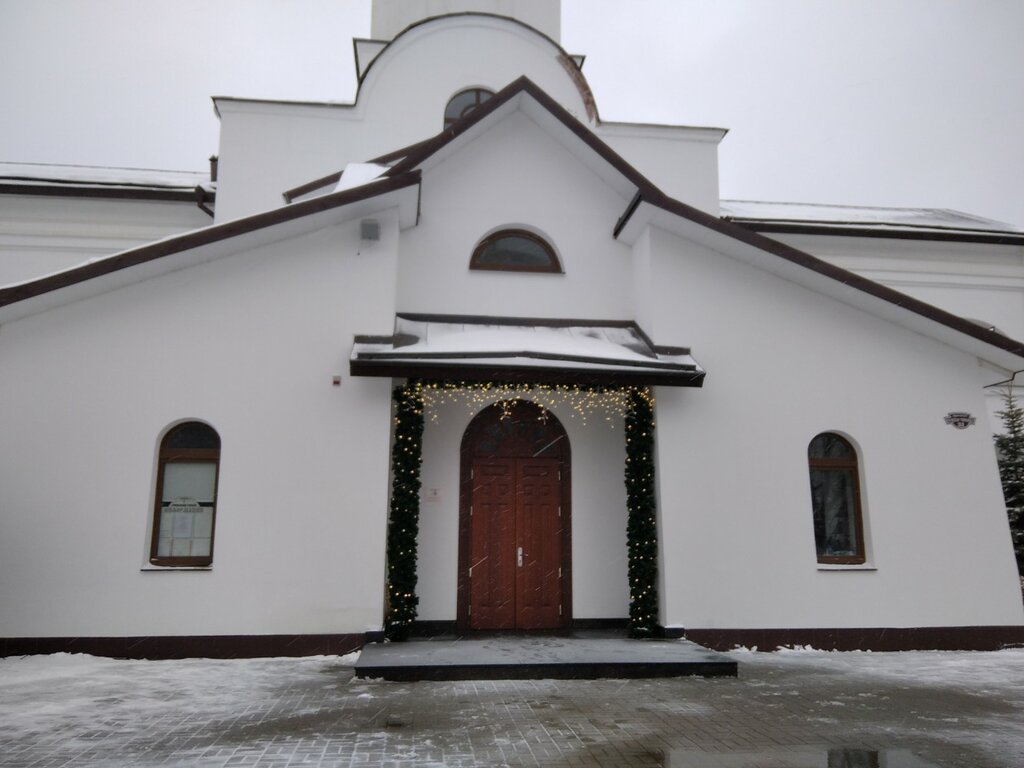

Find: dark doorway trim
[457,400,572,631]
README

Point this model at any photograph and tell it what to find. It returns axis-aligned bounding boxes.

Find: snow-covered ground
[1,648,1022,767]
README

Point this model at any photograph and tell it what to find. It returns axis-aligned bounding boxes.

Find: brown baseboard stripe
[0,633,367,659]
[683,626,1024,652]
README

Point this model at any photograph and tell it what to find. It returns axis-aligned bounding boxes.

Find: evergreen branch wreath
[625,387,659,637]
[384,381,425,641]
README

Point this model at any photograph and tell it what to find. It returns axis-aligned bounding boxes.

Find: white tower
[371,0,561,42]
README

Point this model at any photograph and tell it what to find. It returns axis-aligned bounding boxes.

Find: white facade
[1,3,1022,655]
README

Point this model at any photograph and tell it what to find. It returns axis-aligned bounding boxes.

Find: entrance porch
[354,630,737,681]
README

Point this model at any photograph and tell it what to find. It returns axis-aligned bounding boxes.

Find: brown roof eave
[730,220,1024,247]
[349,359,705,388]
[0,171,421,311]
[385,77,651,194]
[647,194,1024,361]
[0,182,211,203]
[281,135,440,204]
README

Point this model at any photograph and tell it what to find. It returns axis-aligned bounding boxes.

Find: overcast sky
[1,0,1021,226]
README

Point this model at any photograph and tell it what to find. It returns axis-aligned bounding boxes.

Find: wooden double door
[468,456,564,629]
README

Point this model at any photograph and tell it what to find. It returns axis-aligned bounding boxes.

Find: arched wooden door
[458,400,571,631]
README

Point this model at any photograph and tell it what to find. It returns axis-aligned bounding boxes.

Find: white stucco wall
[772,232,1024,434]
[396,108,636,321]
[644,225,1024,630]
[416,395,629,622]
[595,123,724,215]
[214,14,724,226]
[0,213,401,637]
[0,195,212,287]
[214,16,593,224]
[773,233,1024,342]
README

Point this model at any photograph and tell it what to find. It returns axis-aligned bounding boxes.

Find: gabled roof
[721,200,1024,246]
[3,76,1023,371]
[0,172,421,323]
[352,76,1024,367]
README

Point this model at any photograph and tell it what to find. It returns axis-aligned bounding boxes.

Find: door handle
[517,546,524,567]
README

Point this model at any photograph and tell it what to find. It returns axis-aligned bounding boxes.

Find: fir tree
[994,387,1024,574]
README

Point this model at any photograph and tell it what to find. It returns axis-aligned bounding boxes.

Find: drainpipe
[192,156,217,218]
[193,185,214,218]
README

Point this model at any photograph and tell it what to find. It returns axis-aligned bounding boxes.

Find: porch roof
[349,314,706,387]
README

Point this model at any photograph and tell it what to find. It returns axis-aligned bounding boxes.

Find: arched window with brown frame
[807,432,866,564]
[444,87,494,128]
[470,229,562,273]
[150,421,221,567]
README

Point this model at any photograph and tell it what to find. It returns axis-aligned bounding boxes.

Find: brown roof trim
[368,135,440,165]
[646,193,1024,359]
[282,171,343,203]
[729,220,1024,246]
[281,135,440,204]
[396,312,642,329]
[386,77,650,189]
[349,359,705,388]
[379,76,1024,361]
[0,182,210,203]
[0,171,421,310]
[356,348,696,373]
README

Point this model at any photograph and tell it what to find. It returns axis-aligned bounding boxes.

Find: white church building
[2,0,1023,657]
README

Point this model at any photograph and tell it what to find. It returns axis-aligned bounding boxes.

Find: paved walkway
[1,647,1023,767]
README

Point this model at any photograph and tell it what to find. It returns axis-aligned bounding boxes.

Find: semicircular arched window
[470,229,562,273]
[444,88,494,128]
[150,421,221,567]
[807,432,866,565]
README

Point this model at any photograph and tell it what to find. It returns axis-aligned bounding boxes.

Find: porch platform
[354,631,737,681]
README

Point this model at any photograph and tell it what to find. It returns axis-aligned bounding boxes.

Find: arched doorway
[457,400,571,630]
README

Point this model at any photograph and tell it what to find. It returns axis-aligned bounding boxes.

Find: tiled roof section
[721,200,1024,244]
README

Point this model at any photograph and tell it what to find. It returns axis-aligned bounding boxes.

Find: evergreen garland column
[625,387,659,638]
[384,380,425,641]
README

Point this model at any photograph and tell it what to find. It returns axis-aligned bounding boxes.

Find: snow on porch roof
[350,314,706,387]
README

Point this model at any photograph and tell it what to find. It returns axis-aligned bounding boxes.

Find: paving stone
[2,650,1024,766]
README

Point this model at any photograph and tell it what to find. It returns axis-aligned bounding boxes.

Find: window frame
[149,422,221,568]
[444,87,494,128]
[469,229,563,274]
[807,432,866,565]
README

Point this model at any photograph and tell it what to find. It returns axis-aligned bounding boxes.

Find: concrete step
[354,633,738,681]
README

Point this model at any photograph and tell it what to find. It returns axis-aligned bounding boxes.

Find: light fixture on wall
[360,219,380,241]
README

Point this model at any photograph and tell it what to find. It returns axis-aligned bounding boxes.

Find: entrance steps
[354,631,737,681]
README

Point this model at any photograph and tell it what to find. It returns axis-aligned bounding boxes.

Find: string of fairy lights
[383,379,660,640]
[384,383,424,641]
[412,380,656,426]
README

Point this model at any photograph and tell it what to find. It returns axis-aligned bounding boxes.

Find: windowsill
[817,563,877,571]
[140,565,213,572]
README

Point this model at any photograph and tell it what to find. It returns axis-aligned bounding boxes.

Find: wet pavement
[1,647,1022,767]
